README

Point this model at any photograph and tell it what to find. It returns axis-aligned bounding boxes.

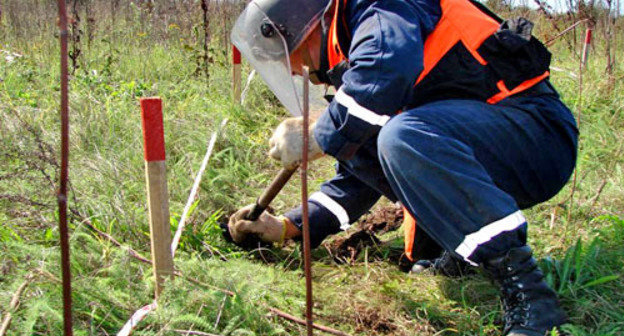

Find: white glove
[268,117,324,169]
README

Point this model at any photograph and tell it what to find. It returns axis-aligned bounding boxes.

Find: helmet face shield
[231,2,303,116]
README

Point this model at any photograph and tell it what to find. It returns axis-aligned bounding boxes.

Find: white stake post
[232,45,242,103]
[140,97,174,298]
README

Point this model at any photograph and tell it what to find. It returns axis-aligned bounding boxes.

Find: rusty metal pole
[301,66,314,336]
[56,0,73,335]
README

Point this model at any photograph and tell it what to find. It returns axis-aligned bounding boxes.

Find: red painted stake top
[232,45,241,65]
[140,97,166,162]
[584,29,592,44]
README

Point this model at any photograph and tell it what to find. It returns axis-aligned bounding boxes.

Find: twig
[0,194,49,207]
[268,308,352,336]
[549,206,558,230]
[173,330,223,336]
[34,268,61,283]
[587,178,608,212]
[202,242,228,261]
[70,208,151,264]
[200,0,211,80]
[0,273,35,336]
[549,203,568,229]
[587,143,623,213]
[253,246,272,264]
[176,273,235,297]
[213,297,227,329]
[183,304,205,336]
[7,107,59,169]
[69,0,82,74]
[545,19,589,46]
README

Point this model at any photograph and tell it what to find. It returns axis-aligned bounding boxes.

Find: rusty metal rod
[56,0,73,335]
[301,66,313,336]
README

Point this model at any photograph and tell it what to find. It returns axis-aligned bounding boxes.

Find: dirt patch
[324,204,405,265]
[352,304,398,334]
[319,304,399,335]
[328,230,382,264]
[358,203,404,233]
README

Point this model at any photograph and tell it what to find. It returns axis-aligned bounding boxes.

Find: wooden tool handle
[246,166,298,221]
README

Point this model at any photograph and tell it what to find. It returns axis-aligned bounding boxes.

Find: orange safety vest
[326,0,551,261]
[327,0,550,106]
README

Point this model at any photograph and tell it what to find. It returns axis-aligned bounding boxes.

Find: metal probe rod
[301,66,314,336]
[56,0,73,334]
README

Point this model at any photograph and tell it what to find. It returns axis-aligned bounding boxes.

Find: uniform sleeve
[285,164,381,248]
[314,0,437,161]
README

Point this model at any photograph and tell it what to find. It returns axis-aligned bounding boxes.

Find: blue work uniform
[284,0,578,265]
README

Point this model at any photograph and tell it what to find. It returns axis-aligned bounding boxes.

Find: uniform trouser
[375,94,578,265]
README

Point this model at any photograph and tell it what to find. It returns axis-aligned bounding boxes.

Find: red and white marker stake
[582,28,592,68]
[140,97,174,298]
[232,45,242,103]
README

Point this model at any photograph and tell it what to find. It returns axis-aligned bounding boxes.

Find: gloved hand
[228,204,299,244]
[268,117,324,169]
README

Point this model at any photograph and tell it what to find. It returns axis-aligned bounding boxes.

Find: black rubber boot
[483,246,567,336]
[410,250,476,277]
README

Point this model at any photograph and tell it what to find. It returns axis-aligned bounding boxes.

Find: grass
[1,3,623,335]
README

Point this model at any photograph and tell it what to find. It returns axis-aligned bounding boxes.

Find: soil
[357,203,405,233]
[320,303,401,335]
[323,203,407,265]
[352,304,398,334]
[327,229,383,264]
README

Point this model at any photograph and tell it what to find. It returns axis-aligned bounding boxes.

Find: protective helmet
[231,0,331,116]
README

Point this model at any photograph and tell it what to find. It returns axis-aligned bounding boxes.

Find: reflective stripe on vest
[326,0,549,105]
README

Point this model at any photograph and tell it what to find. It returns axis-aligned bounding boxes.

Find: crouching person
[228,0,578,334]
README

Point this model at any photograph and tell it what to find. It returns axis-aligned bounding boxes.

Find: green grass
[1,5,623,335]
